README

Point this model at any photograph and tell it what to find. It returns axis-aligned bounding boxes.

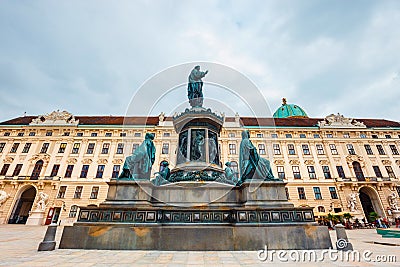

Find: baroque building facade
[0,103,399,225]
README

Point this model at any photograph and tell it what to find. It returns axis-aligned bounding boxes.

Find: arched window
[31,160,44,180]
[318,206,325,213]
[352,161,365,181]
[68,205,79,217]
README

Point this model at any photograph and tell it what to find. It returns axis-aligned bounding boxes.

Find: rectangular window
[307,166,316,179]
[101,143,110,154]
[4,132,10,136]
[285,134,292,138]
[74,186,83,199]
[385,166,396,178]
[63,132,70,136]
[90,186,99,199]
[162,143,169,154]
[329,187,338,199]
[326,134,333,138]
[322,166,331,179]
[120,132,127,137]
[0,143,5,153]
[57,186,67,198]
[22,143,31,153]
[285,187,290,199]
[277,166,285,179]
[105,132,112,137]
[360,134,367,138]
[91,132,98,137]
[80,165,89,178]
[390,145,399,155]
[343,133,350,138]
[116,143,124,154]
[302,144,310,155]
[287,144,296,155]
[112,165,120,178]
[0,164,10,176]
[96,165,105,178]
[163,132,170,137]
[347,144,355,155]
[40,143,49,153]
[273,144,281,155]
[313,187,322,199]
[364,144,373,155]
[65,165,74,178]
[313,134,320,138]
[372,134,378,139]
[76,132,83,137]
[271,133,278,138]
[299,134,306,138]
[71,143,80,154]
[297,187,306,200]
[17,132,24,137]
[316,144,324,155]
[10,143,19,153]
[258,144,266,155]
[292,166,301,179]
[12,164,23,176]
[69,205,78,217]
[86,143,95,154]
[229,144,236,154]
[50,164,60,177]
[132,143,139,153]
[58,143,67,153]
[336,166,345,178]
[385,134,391,139]
[29,132,36,136]
[330,144,338,155]
[376,145,385,155]
[134,132,141,137]
[46,131,52,136]
[256,133,263,138]
[373,166,382,178]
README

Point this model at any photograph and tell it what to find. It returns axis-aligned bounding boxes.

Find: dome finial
[282,98,287,105]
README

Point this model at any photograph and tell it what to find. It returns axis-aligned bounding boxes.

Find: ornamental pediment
[30,110,79,126]
[318,113,366,128]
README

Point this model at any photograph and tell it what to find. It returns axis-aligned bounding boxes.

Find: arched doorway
[8,186,36,224]
[352,161,365,181]
[359,186,384,222]
[31,160,43,180]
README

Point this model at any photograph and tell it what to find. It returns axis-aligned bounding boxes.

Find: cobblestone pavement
[0,225,398,266]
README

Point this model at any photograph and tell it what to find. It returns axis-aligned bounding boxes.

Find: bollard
[38,224,57,251]
[335,224,353,251]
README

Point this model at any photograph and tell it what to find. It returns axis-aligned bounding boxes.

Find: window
[40,143,49,153]
[336,166,345,178]
[69,205,79,217]
[313,187,322,199]
[297,187,306,200]
[390,145,399,155]
[229,144,236,154]
[57,186,67,198]
[385,166,396,178]
[231,161,239,180]
[318,206,325,212]
[90,186,99,199]
[80,165,89,178]
[116,143,124,154]
[96,165,105,178]
[112,165,120,178]
[228,132,235,138]
[273,144,281,155]
[91,132,98,137]
[299,134,306,138]
[0,143,5,153]
[313,134,320,138]
[120,132,127,137]
[46,131,52,136]
[50,165,60,177]
[287,144,296,155]
[316,144,324,155]
[101,143,110,154]
[76,132,83,137]
[385,134,392,139]
[74,186,83,199]
[302,144,310,155]
[17,132,24,137]
[285,187,290,199]
[364,144,373,155]
[292,166,301,179]
[322,166,331,179]
[285,134,292,138]
[65,165,74,178]
[256,133,263,138]
[343,133,350,138]
[134,132,141,137]
[372,134,378,139]
[21,143,31,153]
[258,144,266,155]
[329,144,338,155]
[277,166,285,179]
[63,132,70,136]
[329,187,338,199]
[29,132,35,136]
[271,133,278,138]
[4,132,10,136]
[373,166,382,178]
[326,134,333,138]
[163,132,170,137]
[346,144,355,155]
[58,143,67,153]
[105,132,112,137]
[307,166,316,179]
[71,143,80,154]
[132,143,139,153]
[86,143,95,154]
[12,164,23,176]
[162,143,169,154]
[376,145,385,155]
[360,134,367,138]
[0,164,10,176]
[10,143,19,153]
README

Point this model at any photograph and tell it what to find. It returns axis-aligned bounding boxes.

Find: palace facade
[0,101,399,225]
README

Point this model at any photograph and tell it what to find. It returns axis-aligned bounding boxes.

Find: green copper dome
[273,98,308,118]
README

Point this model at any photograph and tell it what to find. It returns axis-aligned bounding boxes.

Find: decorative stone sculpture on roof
[388,191,399,211]
[318,113,366,128]
[30,110,79,126]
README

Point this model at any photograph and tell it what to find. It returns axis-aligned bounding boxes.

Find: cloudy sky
[1,0,399,122]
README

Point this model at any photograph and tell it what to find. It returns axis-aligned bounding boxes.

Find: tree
[369,211,378,222]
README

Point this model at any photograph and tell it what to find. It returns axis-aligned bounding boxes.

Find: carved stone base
[26,210,45,225]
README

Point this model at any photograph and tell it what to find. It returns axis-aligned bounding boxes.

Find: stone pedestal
[26,210,45,225]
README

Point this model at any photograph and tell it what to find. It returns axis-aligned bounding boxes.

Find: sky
[0,0,400,122]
